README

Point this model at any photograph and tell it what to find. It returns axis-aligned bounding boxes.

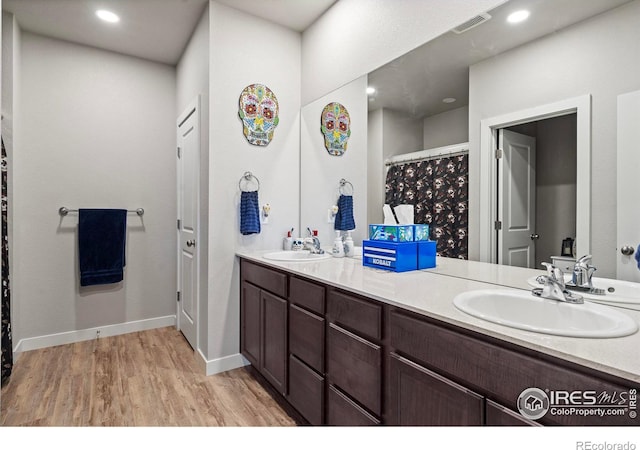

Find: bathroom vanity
[237,252,640,426]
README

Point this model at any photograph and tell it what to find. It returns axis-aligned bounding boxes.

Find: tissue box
[417,240,437,269]
[362,240,417,272]
[369,224,414,242]
[413,224,430,241]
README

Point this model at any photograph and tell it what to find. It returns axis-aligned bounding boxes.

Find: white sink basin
[453,289,638,338]
[527,275,640,310]
[263,250,332,262]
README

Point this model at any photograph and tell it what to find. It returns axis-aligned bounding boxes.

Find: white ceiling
[3,0,337,65]
[367,0,634,118]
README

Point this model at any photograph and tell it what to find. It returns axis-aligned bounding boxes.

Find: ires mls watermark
[517,387,637,421]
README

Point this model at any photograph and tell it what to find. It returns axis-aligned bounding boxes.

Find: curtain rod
[385,149,469,167]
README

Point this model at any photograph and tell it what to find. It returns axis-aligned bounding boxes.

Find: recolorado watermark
[576,442,636,450]
[517,387,637,421]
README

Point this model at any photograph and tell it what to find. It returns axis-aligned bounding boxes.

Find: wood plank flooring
[0,327,296,426]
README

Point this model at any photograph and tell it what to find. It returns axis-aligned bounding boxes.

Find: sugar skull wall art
[321,102,351,156]
[238,84,279,146]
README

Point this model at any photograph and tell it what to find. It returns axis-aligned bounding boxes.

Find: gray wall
[301,0,506,105]
[423,106,469,150]
[468,0,640,278]
[14,32,177,341]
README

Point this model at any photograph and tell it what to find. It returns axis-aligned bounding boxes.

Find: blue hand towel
[334,194,355,231]
[635,244,640,270]
[78,209,127,287]
[240,191,261,235]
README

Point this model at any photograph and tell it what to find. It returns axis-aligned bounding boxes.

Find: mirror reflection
[360,0,639,279]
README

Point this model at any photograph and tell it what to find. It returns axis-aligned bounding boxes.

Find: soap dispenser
[343,230,354,257]
[332,231,345,257]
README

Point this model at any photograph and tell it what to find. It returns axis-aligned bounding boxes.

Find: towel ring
[238,171,260,192]
[339,178,354,195]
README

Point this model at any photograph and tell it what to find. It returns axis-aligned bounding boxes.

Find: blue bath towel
[635,244,640,270]
[78,209,127,287]
[334,194,355,231]
[240,191,261,235]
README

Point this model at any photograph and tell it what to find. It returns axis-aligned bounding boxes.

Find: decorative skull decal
[321,102,351,156]
[238,84,279,146]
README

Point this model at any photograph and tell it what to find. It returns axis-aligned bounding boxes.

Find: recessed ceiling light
[366,87,376,95]
[507,10,530,24]
[442,97,457,104]
[96,10,120,23]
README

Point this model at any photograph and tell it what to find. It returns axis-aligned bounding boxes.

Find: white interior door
[498,129,537,268]
[177,98,200,349]
[617,90,640,282]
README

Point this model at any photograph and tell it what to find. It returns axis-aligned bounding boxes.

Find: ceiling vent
[451,13,492,34]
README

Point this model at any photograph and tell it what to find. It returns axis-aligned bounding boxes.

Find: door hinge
[177,219,181,230]
[177,291,181,302]
[494,220,502,231]
[495,148,503,159]
[177,146,181,158]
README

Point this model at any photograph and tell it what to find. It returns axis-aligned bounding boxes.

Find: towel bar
[59,207,144,216]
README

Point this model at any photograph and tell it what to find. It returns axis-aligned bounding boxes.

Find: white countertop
[236,251,640,383]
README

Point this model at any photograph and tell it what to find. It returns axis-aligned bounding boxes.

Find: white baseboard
[14,315,176,353]
[198,351,250,376]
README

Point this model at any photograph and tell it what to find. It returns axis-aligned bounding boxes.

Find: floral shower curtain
[2,137,12,384]
[385,153,469,259]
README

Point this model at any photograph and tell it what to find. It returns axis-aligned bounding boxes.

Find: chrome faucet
[303,228,324,254]
[532,263,583,304]
[570,254,597,289]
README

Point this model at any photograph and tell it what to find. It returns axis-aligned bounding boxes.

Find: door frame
[176,95,201,349]
[478,95,591,264]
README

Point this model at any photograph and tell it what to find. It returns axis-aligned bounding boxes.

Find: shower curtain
[385,153,469,259]
[2,137,12,385]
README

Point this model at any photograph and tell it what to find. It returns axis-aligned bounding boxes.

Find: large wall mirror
[302,0,640,281]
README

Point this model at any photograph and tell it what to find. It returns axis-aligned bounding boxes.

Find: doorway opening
[478,95,591,266]
[496,114,577,269]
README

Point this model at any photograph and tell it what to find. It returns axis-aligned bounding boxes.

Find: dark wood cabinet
[240,260,288,396]
[241,281,261,368]
[261,290,288,394]
[239,257,639,427]
[388,352,484,426]
[326,289,383,424]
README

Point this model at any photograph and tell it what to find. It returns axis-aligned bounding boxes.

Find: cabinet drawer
[327,384,380,426]
[485,400,541,426]
[327,289,382,340]
[241,260,288,298]
[290,276,325,315]
[388,352,484,426]
[389,310,638,425]
[327,323,381,416]
[289,304,324,373]
[288,355,324,426]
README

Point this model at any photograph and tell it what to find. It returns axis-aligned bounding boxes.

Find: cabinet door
[388,353,484,426]
[240,281,261,367]
[261,290,288,395]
